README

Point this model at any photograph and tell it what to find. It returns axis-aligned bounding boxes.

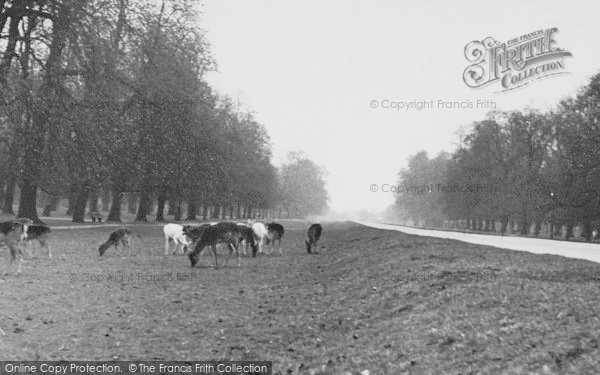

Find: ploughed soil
[1,221,600,374]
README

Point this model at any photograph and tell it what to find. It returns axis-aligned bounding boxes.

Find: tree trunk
[187,201,197,221]
[534,221,542,237]
[19,3,74,224]
[174,199,182,221]
[72,188,89,223]
[167,199,176,215]
[2,176,16,214]
[107,191,123,222]
[134,189,150,221]
[155,193,167,221]
[88,192,99,212]
[247,206,253,219]
[211,205,219,219]
[500,216,508,234]
[519,210,529,235]
[66,190,76,215]
[101,189,111,212]
[583,220,592,242]
[18,180,42,223]
[127,193,137,214]
[566,224,574,241]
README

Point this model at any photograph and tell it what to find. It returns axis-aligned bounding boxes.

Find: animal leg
[40,238,51,258]
[278,239,283,255]
[211,244,219,269]
[22,241,34,258]
[9,244,23,276]
[165,237,171,255]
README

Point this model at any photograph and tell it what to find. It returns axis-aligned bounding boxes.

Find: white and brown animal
[163,223,191,255]
[306,223,322,254]
[186,222,256,269]
[1,220,26,275]
[99,228,132,256]
[15,218,33,247]
[23,224,52,258]
[250,221,271,256]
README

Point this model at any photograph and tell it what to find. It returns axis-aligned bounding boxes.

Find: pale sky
[200,0,600,213]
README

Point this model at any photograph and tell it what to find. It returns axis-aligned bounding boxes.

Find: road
[356,221,600,264]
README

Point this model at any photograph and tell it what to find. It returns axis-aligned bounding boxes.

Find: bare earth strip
[1,221,600,374]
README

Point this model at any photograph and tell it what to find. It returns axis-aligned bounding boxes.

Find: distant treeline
[389,72,600,241]
[0,1,328,222]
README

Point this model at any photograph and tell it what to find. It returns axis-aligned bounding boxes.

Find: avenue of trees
[391,72,600,241]
[0,0,328,223]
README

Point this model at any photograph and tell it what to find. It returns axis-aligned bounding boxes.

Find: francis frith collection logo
[463,28,572,91]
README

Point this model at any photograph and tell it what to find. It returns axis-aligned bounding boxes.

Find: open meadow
[2,221,600,374]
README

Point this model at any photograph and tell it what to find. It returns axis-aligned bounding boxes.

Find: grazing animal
[89,211,104,223]
[265,222,284,255]
[99,228,132,256]
[163,223,191,255]
[306,223,323,254]
[234,223,258,256]
[188,222,253,269]
[23,225,52,258]
[0,220,26,275]
[251,222,271,256]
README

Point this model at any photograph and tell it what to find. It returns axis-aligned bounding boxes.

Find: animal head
[188,251,199,267]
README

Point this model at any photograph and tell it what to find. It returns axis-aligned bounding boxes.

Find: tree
[279,151,329,217]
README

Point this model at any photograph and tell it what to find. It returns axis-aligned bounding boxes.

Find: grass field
[1,221,600,374]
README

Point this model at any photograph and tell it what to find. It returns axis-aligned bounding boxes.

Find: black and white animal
[187,222,256,269]
[163,223,191,255]
[265,222,284,255]
[15,218,33,244]
[306,223,322,254]
[99,228,132,256]
[0,220,26,275]
[23,224,52,258]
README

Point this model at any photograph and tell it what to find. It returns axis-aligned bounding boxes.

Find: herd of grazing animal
[104,220,321,269]
[1,217,322,276]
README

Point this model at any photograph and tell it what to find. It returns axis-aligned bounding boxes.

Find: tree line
[0,0,328,223]
[390,72,600,241]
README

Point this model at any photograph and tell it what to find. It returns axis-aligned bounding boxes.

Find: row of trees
[390,72,600,241]
[0,0,328,223]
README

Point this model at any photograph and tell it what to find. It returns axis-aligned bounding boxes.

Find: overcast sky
[201,0,600,213]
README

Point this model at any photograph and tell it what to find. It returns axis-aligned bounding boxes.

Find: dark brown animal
[306,223,322,254]
[265,222,284,255]
[1,221,26,275]
[187,222,256,269]
[99,228,132,256]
